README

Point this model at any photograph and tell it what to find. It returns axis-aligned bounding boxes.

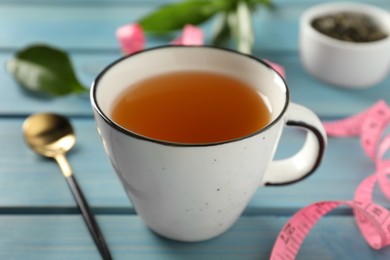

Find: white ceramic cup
[300,2,390,88]
[91,46,327,242]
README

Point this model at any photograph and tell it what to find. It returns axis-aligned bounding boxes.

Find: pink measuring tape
[271,100,390,259]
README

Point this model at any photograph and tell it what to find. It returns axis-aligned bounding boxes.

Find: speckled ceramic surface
[91,46,326,241]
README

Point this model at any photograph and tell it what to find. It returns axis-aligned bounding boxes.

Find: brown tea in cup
[111,71,271,144]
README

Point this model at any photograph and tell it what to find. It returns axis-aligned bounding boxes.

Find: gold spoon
[23,113,112,260]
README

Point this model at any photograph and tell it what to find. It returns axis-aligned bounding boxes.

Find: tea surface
[111,71,271,143]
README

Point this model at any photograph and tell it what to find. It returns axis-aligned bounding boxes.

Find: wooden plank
[0,1,389,51]
[0,215,389,259]
[0,0,388,4]
[0,4,198,50]
[0,118,387,212]
[1,51,389,118]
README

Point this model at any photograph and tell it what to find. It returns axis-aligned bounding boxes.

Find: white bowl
[299,2,390,89]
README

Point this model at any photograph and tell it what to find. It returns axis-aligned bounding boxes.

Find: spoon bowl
[23,113,75,158]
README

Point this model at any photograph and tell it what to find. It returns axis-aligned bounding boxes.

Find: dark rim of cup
[90,45,290,147]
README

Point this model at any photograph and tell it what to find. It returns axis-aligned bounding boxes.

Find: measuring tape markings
[270,100,390,259]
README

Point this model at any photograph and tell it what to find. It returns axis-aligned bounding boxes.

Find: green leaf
[212,12,233,48]
[139,0,228,32]
[6,44,88,97]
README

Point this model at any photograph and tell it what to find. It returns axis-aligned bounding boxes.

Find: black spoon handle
[66,174,113,260]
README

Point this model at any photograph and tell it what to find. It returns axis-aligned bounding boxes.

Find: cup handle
[262,103,327,185]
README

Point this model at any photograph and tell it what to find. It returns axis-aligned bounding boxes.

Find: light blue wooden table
[1,0,390,259]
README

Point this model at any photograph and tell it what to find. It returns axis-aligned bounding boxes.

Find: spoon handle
[65,174,113,260]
